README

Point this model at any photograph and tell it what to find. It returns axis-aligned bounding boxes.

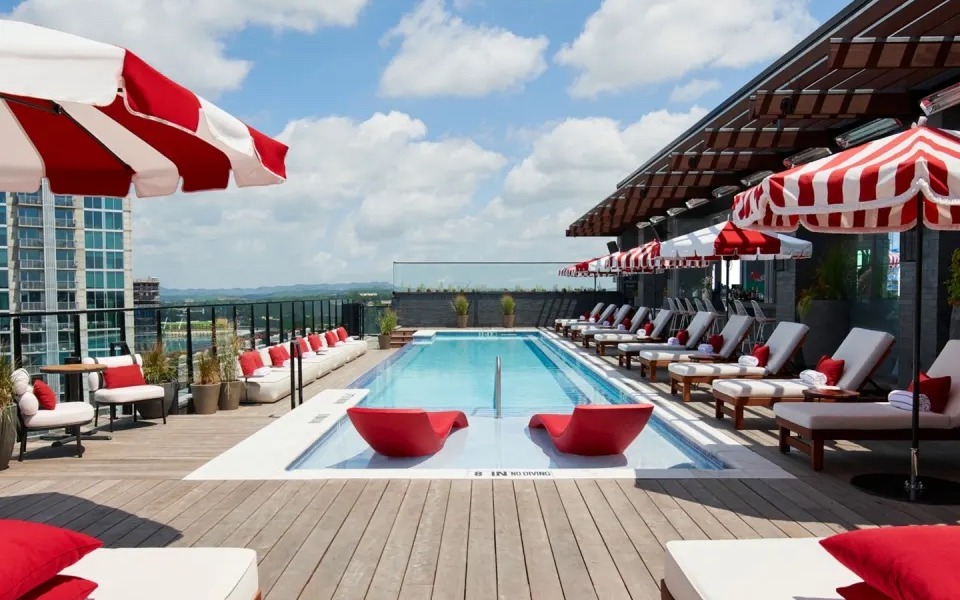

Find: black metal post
[289,339,296,411]
[73,313,82,358]
[155,308,163,349]
[311,302,316,334]
[118,311,126,345]
[297,339,304,406]
[320,301,325,331]
[909,212,923,500]
[265,304,271,346]
[249,304,256,350]
[279,303,285,343]
[12,318,22,369]
[185,308,194,384]
[232,305,238,337]
[301,300,307,336]
[210,306,218,356]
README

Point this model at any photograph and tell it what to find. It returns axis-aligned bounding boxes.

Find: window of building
[85,231,103,249]
[84,211,102,229]
[83,197,102,209]
[105,252,123,270]
[105,232,122,250]
[54,229,73,242]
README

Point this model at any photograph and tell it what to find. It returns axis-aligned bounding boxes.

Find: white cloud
[5,0,369,98]
[555,0,818,98]
[669,79,722,104]
[380,0,548,98]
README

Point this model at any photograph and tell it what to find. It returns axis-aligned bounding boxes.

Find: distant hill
[159,282,393,303]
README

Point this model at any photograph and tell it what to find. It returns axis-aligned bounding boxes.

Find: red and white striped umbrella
[0,20,287,197]
[732,124,960,233]
[659,220,812,260]
[620,241,661,271]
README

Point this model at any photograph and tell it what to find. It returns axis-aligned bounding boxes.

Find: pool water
[290,332,723,471]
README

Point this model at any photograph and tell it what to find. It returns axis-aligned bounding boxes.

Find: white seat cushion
[774,401,955,430]
[668,363,767,378]
[595,332,646,343]
[22,402,94,429]
[637,350,696,362]
[925,340,960,427]
[832,328,895,390]
[712,378,810,399]
[664,538,858,600]
[63,547,258,600]
[94,385,165,405]
[619,342,688,353]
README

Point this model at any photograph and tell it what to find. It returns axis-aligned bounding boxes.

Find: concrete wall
[392,291,624,328]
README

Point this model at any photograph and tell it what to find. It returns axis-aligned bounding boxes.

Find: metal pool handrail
[495,356,502,419]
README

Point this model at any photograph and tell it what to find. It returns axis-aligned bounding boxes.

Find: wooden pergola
[567,1,960,238]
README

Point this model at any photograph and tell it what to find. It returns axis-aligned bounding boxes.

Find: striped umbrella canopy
[559,258,615,277]
[659,220,812,260]
[0,20,287,197]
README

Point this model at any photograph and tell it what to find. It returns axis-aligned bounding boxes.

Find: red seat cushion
[643,322,654,336]
[820,526,960,600]
[337,327,349,342]
[908,372,952,413]
[325,331,339,347]
[19,576,99,600]
[751,343,770,368]
[0,519,102,600]
[708,334,724,354]
[32,380,57,411]
[103,364,145,389]
[676,329,689,345]
[239,351,264,377]
[816,355,845,386]
[307,334,322,352]
[298,337,310,355]
[267,346,286,367]
[836,583,893,600]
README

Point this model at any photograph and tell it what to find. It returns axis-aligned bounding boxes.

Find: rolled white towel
[617,324,626,331]
[667,336,681,346]
[889,389,932,413]
[799,369,828,387]
[589,317,596,323]
[738,355,759,367]
[697,343,714,354]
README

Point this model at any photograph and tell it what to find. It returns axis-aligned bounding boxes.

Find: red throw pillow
[337,327,349,342]
[267,346,286,367]
[836,583,893,600]
[751,344,770,368]
[239,351,262,377]
[298,337,310,355]
[708,334,724,354]
[622,318,631,330]
[279,344,291,360]
[325,331,339,347]
[676,329,689,345]
[19,576,99,600]
[308,334,322,352]
[32,379,57,411]
[643,322,654,336]
[102,364,145,389]
[816,355,845,387]
[908,372,952,413]
[0,520,102,600]
[820,526,960,600]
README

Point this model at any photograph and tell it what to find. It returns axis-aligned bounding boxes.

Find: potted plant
[949,249,960,340]
[217,332,244,410]
[701,275,713,302]
[191,350,220,415]
[452,294,469,328]
[797,243,855,365]
[377,308,398,350]
[139,342,179,419]
[0,350,15,471]
[501,294,515,328]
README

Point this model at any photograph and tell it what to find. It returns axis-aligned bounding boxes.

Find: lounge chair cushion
[619,342,689,353]
[22,402,94,429]
[832,328,895,390]
[664,537,859,600]
[93,385,165,405]
[668,363,767,378]
[636,350,696,363]
[594,332,647,343]
[760,321,810,375]
[712,378,810,399]
[927,341,960,424]
[773,402,954,430]
[62,548,259,600]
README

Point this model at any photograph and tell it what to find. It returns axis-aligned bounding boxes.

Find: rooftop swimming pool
[289,331,724,472]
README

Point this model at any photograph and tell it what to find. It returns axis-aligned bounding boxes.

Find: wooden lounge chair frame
[636,326,752,383]
[616,340,665,369]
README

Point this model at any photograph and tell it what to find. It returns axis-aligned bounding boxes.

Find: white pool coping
[185,328,792,481]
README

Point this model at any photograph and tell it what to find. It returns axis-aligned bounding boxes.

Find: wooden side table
[688,353,724,363]
[40,363,110,443]
[802,388,860,403]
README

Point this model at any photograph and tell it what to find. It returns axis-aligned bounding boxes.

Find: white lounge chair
[592,307,656,355]
[84,355,166,432]
[578,304,638,347]
[633,315,754,383]
[661,537,860,600]
[15,368,94,461]
[712,327,895,430]
[775,339,960,470]
[617,311,716,370]
[562,304,617,336]
[554,302,604,330]
[667,321,809,402]
[569,304,632,340]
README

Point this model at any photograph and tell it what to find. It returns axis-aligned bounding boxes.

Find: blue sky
[3,0,850,288]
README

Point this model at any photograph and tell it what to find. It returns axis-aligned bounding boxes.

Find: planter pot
[138,382,179,419]
[503,314,515,328]
[951,306,960,340]
[219,381,244,411]
[456,314,468,328]
[800,299,851,367]
[190,384,220,415]
[0,406,14,471]
[378,334,391,350]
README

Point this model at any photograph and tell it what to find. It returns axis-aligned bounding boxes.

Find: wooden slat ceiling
[567,0,960,238]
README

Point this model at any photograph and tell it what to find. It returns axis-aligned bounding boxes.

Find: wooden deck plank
[431,480,471,600]
[400,480,450,597]
[493,480,531,600]
[672,479,762,539]
[221,481,305,549]
[465,480,497,600]
[596,479,671,584]
[245,481,329,563]
[534,480,598,600]
[656,480,736,540]
[176,480,272,548]
[513,479,563,600]
[141,480,245,548]
[366,479,430,600]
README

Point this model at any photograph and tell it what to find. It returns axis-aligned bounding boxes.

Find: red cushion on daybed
[32,380,57,411]
[708,334,724,354]
[347,407,469,457]
[908,372,952,413]
[836,583,893,600]
[751,344,770,368]
[268,346,286,367]
[337,327,349,342]
[816,355,845,386]
[325,331,339,347]
[308,334,322,352]
[676,329,689,345]
[528,404,654,456]
[298,337,310,355]
[19,576,99,600]
[0,520,102,600]
[821,526,960,600]
[239,351,264,377]
[643,322,654,336]
[102,364,145,389]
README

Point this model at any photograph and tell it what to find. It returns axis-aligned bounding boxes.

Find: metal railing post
[495,356,502,419]
[210,306,218,355]
[279,303,285,343]
[118,310,126,345]
[320,301,325,331]
[297,339,304,406]
[289,339,296,410]
[232,305,238,335]
[73,313,82,358]
[185,308,194,384]
[249,304,256,350]
[12,318,22,369]
[265,304,271,346]
[155,308,163,350]
[301,300,307,336]
[311,302,316,333]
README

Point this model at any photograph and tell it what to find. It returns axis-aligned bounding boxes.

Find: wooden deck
[2,343,960,599]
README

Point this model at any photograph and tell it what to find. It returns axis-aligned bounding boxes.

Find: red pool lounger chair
[347,407,469,457]
[528,404,654,456]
